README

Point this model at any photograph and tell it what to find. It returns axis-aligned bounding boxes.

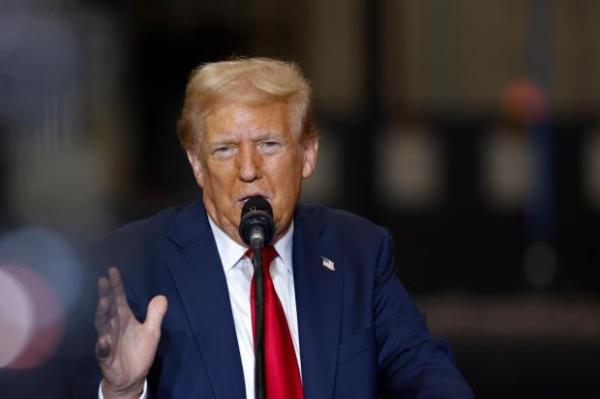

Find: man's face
[187,101,318,245]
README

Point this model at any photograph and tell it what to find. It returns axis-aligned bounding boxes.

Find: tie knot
[245,245,278,272]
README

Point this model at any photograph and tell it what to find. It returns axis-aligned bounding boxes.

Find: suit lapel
[293,206,344,399]
[166,201,246,399]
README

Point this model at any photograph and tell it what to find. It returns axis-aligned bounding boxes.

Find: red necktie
[247,246,304,399]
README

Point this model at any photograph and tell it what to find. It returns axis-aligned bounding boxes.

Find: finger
[108,267,129,310]
[95,334,112,360]
[98,275,118,318]
[94,296,112,333]
[144,295,168,335]
[95,277,113,327]
[97,276,111,299]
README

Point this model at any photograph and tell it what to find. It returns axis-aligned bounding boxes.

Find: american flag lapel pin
[321,256,335,271]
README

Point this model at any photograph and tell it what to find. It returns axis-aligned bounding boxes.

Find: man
[91,58,473,399]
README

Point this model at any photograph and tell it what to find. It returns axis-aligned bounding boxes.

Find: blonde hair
[177,57,317,151]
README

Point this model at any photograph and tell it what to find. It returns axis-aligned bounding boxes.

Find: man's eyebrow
[250,131,284,141]
[205,131,284,148]
[206,135,239,146]
[209,139,237,146]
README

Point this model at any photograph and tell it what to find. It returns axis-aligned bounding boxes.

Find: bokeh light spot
[0,265,65,369]
[0,267,35,368]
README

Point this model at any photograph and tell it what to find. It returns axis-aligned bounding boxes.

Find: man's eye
[213,146,234,156]
[261,141,281,151]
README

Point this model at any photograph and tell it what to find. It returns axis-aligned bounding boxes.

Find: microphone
[239,195,274,399]
[239,195,275,249]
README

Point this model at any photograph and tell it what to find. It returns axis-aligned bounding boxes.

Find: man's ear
[302,136,319,179]
[186,150,205,187]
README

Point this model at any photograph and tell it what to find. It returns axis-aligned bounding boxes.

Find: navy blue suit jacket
[88,200,473,398]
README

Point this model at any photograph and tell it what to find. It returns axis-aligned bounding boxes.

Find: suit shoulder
[297,203,389,241]
[101,206,180,244]
[90,206,185,267]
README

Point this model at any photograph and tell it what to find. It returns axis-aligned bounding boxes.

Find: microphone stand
[251,245,266,399]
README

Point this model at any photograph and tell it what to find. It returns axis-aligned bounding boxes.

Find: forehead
[201,101,292,141]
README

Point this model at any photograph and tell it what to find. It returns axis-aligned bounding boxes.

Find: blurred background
[1,0,599,397]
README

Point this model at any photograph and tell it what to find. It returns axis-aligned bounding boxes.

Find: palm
[95,267,167,396]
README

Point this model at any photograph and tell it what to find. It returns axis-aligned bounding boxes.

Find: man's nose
[237,144,262,182]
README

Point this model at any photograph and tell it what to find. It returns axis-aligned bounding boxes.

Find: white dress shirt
[99,216,301,399]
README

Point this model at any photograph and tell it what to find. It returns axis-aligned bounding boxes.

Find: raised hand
[95,267,168,399]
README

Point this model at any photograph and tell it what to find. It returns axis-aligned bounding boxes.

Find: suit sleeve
[373,229,474,399]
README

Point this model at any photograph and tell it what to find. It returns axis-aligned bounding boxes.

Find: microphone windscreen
[239,196,274,246]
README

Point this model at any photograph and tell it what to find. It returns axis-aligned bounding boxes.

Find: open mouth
[238,194,269,206]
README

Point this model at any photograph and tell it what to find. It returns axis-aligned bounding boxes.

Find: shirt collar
[207,216,294,274]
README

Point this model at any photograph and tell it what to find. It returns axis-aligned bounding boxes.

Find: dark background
[1,0,599,397]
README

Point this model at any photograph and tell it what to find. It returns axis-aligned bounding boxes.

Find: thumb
[145,295,168,333]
